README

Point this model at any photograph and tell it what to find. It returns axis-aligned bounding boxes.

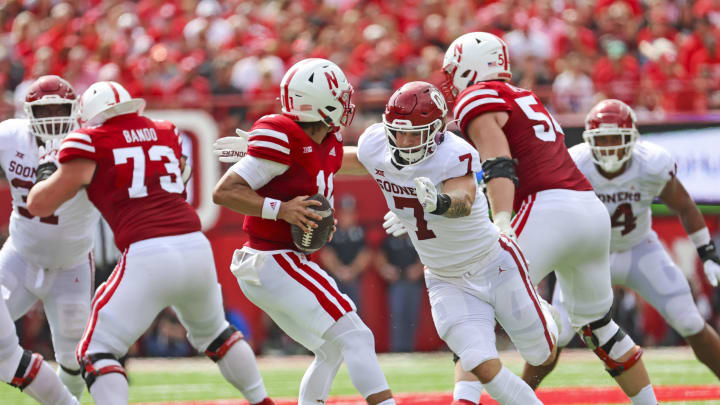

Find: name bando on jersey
[0,118,99,268]
[570,141,677,252]
[243,114,344,251]
[357,123,499,276]
[453,81,592,212]
[58,113,201,251]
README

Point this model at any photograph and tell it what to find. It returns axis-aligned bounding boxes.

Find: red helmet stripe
[108,82,120,103]
[282,66,300,112]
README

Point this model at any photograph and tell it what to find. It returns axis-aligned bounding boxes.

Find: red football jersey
[453,81,591,212]
[243,114,343,251]
[58,113,201,251]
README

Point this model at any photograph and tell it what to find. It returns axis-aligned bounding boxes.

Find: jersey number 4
[113,146,184,198]
[610,203,637,236]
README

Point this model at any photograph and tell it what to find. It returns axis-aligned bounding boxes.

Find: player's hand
[493,211,517,240]
[277,195,323,233]
[328,218,338,243]
[36,139,61,182]
[212,129,249,163]
[383,211,408,237]
[414,177,438,213]
[704,260,720,287]
[699,242,720,287]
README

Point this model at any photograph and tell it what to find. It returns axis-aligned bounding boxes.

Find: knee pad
[205,325,244,362]
[578,312,641,377]
[7,350,43,391]
[79,353,127,389]
[666,302,705,338]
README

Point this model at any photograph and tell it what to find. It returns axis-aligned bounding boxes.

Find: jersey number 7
[393,196,436,240]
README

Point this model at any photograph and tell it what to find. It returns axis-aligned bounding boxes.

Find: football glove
[36,138,61,182]
[698,241,720,287]
[383,211,408,237]
[493,211,517,240]
[212,129,249,163]
[414,177,438,213]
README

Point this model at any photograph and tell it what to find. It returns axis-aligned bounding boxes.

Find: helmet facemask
[583,127,638,173]
[384,116,445,167]
[25,96,78,141]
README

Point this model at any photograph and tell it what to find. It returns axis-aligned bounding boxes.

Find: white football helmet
[23,75,79,141]
[79,81,146,126]
[441,32,512,103]
[583,99,639,173]
[280,58,355,130]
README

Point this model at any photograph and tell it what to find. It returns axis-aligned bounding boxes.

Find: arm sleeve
[230,155,289,190]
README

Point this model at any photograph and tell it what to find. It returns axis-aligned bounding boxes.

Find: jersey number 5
[610,203,637,236]
[113,146,184,198]
[514,95,564,142]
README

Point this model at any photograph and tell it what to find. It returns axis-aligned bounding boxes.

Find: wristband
[262,198,281,220]
[689,227,711,248]
[698,241,719,263]
[431,193,451,215]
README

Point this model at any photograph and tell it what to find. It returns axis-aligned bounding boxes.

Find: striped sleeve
[246,128,292,165]
[453,87,511,135]
[58,132,96,162]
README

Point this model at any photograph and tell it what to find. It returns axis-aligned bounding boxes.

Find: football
[290,194,335,253]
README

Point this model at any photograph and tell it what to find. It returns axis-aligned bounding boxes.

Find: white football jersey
[0,119,99,269]
[357,123,500,276]
[569,141,676,252]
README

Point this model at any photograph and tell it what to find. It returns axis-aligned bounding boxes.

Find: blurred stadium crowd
[2,0,720,137]
[2,0,720,359]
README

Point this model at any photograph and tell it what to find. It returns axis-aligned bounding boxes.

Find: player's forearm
[677,203,707,235]
[443,188,473,218]
[485,177,515,217]
[212,179,264,217]
[338,146,368,176]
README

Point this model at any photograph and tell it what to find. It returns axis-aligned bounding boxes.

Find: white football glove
[36,139,61,182]
[493,211,517,240]
[413,177,438,213]
[383,211,408,237]
[703,259,720,287]
[212,129,249,163]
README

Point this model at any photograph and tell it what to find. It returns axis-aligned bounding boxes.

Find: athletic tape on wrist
[689,227,711,248]
[262,198,281,220]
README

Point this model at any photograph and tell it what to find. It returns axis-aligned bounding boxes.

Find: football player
[212,58,395,405]
[27,81,275,405]
[0,75,99,399]
[442,33,657,404]
[525,99,720,385]
[357,81,559,405]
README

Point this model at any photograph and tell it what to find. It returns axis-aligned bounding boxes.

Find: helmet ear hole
[325,106,336,112]
[460,70,471,78]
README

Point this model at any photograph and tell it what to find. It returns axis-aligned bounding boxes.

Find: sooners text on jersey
[0,118,98,268]
[570,141,677,252]
[58,113,201,251]
[244,114,343,251]
[453,81,591,212]
[357,123,499,275]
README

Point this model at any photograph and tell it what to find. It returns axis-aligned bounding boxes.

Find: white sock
[454,380,483,403]
[299,340,343,405]
[23,361,79,405]
[57,365,85,399]
[88,359,128,405]
[483,366,542,405]
[216,339,268,404]
[377,399,396,405]
[630,384,657,405]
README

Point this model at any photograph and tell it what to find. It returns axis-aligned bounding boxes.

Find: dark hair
[296,121,328,132]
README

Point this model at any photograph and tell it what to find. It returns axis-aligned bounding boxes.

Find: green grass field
[1,348,717,404]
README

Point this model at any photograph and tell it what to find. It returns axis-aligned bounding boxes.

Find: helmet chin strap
[598,155,624,173]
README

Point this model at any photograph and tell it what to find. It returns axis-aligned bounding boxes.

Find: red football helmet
[383,81,448,167]
[583,99,639,172]
[23,75,78,141]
